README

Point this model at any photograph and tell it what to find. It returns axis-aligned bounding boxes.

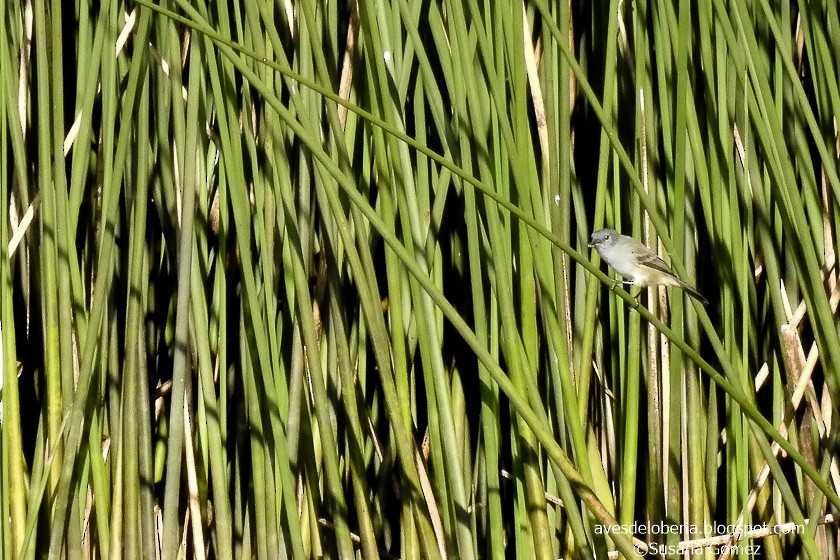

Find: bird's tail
[676,278,709,306]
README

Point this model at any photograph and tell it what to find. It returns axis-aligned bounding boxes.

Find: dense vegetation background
[1,0,838,558]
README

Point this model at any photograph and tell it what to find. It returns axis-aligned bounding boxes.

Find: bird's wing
[634,248,675,275]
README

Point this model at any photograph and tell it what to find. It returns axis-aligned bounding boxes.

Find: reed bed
[0,0,838,558]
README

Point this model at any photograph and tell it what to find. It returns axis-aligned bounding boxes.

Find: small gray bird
[589,228,708,305]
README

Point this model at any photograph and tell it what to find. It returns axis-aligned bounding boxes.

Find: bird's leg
[609,274,634,290]
[610,278,642,309]
[625,283,642,308]
[608,278,643,308]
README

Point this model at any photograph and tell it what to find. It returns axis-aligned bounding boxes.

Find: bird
[588,228,708,305]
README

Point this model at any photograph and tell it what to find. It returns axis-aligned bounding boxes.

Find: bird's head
[589,228,619,249]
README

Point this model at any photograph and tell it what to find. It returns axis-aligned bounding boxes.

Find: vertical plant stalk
[160,37,203,560]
